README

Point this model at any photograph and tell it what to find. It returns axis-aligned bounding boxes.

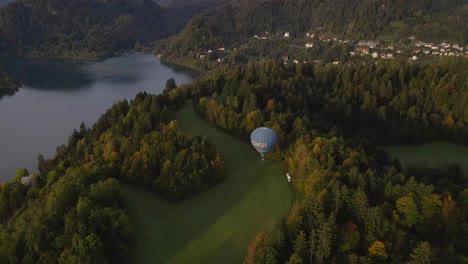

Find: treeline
[191,57,468,146]
[0,0,185,59]
[0,82,225,262]
[185,58,468,262]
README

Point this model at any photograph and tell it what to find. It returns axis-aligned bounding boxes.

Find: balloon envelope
[250,127,277,158]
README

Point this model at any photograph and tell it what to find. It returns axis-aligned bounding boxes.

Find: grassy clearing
[386,141,468,176]
[123,103,291,264]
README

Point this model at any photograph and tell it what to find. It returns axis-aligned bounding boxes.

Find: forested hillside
[155,0,228,19]
[0,84,225,262]
[186,57,468,263]
[158,0,467,58]
[0,0,184,59]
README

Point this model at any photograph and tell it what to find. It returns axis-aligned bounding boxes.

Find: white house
[284,32,290,38]
[305,43,314,48]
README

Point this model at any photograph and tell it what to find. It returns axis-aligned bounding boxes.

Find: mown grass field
[386,141,468,176]
[122,103,292,264]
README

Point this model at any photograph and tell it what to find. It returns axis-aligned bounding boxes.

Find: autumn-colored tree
[368,241,387,259]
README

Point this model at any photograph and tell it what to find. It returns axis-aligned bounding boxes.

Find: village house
[21,175,34,187]
[305,43,314,48]
[371,52,379,58]
[284,32,290,38]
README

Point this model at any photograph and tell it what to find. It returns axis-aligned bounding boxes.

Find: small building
[305,43,314,48]
[371,52,379,58]
[218,47,225,51]
[284,32,290,38]
[21,175,34,187]
[411,56,418,61]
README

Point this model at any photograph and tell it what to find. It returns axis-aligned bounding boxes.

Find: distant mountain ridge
[0,0,185,59]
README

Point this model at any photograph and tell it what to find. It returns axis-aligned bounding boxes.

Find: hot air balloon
[250,127,277,160]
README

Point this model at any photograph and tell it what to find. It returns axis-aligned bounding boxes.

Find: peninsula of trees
[0,70,20,89]
[0,84,225,262]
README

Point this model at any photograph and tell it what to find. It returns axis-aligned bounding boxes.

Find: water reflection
[160,61,200,79]
[0,53,198,182]
[0,56,95,90]
[0,88,17,99]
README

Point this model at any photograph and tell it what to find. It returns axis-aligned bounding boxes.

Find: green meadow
[123,104,292,263]
[386,141,468,175]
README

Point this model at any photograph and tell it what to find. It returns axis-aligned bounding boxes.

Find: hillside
[0,0,185,59]
[160,0,229,19]
[159,0,467,56]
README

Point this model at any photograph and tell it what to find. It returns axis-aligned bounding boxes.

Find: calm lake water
[0,54,198,182]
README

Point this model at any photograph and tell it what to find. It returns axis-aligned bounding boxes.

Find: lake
[0,54,198,182]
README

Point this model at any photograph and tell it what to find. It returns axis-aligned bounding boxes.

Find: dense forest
[0,0,185,59]
[0,55,467,262]
[157,0,467,62]
[184,57,468,263]
[155,0,229,20]
[0,82,225,262]
[0,70,20,89]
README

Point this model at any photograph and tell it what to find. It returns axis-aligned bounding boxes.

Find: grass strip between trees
[123,103,292,263]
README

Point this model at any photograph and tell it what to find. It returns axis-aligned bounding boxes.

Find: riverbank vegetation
[185,57,468,263]
[0,83,225,262]
[0,70,20,89]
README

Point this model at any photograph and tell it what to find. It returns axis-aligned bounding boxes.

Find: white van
[286,173,292,182]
